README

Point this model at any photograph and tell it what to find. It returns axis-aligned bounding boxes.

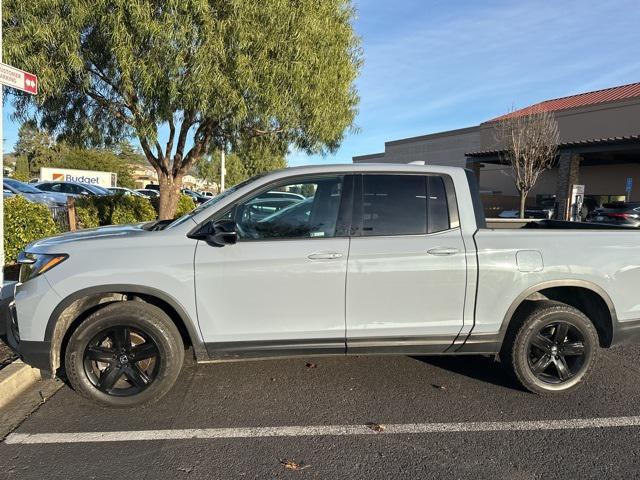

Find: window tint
[360,174,452,236]
[40,183,58,192]
[362,175,427,236]
[231,176,344,240]
[427,176,450,233]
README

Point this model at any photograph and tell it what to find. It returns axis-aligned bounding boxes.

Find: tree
[202,136,288,190]
[4,0,362,219]
[14,121,58,177]
[494,107,560,218]
[206,152,247,190]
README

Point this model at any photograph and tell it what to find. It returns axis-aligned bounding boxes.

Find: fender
[495,279,618,345]
[45,284,208,374]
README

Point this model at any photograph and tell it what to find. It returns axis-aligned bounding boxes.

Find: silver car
[5,164,640,408]
[3,178,68,206]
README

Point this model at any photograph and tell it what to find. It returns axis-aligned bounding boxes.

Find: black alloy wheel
[83,325,160,396]
[527,321,587,384]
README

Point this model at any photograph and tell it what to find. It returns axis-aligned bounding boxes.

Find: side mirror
[206,220,238,246]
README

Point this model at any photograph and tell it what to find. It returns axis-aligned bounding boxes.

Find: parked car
[181,188,209,205]
[240,197,301,224]
[136,188,160,198]
[6,164,640,408]
[585,202,640,227]
[108,187,147,198]
[259,190,306,201]
[498,209,549,219]
[35,181,112,197]
[144,184,209,203]
[3,178,69,206]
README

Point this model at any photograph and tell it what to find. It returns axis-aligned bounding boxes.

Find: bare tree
[495,107,560,218]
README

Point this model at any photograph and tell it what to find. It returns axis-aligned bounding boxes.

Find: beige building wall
[479,98,640,150]
[354,127,480,168]
[479,163,640,202]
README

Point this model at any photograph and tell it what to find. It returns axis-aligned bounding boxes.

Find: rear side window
[362,175,427,236]
[360,174,452,236]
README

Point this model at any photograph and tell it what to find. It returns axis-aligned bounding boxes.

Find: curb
[0,361,42,410]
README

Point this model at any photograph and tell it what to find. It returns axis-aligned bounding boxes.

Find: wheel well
[510,286,613,348]
[52,292,193,376]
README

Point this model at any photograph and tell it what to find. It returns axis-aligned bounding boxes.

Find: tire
[64,301,184,408]
[502,300,599,394]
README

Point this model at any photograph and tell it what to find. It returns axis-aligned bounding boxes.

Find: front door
[194,174,351,358]
[346,173,467,353]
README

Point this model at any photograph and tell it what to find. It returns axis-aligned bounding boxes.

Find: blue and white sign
[626,177,633,193]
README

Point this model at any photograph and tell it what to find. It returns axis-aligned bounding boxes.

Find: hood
[24,192,68,206]
[28,223,151,251]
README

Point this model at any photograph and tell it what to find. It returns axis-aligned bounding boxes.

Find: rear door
[346,173,467,353]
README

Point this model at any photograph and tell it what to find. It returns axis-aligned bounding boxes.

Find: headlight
[17,252,68,283]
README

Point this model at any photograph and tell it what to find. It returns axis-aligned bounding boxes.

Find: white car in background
[108,187,148,198]
[135,189,160,198]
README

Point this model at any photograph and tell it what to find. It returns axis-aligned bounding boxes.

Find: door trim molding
[202,334,492,361]
[205,338,346,360]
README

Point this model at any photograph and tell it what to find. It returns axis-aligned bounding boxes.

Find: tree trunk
[519,190,527,219]
[157,172,183,220]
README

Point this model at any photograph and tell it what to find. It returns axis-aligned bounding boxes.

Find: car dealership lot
[2,346,640,479]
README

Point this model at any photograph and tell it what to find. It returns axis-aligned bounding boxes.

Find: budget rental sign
[0,63,38,94]
[40,167,118,188]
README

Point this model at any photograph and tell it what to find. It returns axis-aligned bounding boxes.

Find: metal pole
[220,148,225,192]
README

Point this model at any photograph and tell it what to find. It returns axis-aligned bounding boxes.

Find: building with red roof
[354,82,640,219]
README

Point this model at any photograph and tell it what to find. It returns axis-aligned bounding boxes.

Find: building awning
[466,135,640,162]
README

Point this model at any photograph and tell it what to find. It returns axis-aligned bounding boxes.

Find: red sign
[23,72,38,94]
[0,63,38,95]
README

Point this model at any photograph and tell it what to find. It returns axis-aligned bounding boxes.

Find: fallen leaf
[431,384,446,390]
[177,467,193,474]
[366,422,385,432]
[280,459,310,471]
[305,362,317,369]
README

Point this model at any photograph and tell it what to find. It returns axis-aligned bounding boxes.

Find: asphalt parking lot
[2,344,640,480]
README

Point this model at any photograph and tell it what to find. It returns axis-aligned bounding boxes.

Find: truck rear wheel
[64,301,184,408]
[503,300,598,394]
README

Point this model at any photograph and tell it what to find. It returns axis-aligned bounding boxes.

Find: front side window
[229,176,344,240]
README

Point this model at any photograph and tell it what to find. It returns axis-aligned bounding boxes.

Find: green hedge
[3,196,60,264]
[75,194,158,228]
[2,193,198,265]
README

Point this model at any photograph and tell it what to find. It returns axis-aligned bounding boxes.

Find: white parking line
[5,416,640,444]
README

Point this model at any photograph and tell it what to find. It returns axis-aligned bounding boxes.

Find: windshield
[3,178,44,194]
[166,173,268,229]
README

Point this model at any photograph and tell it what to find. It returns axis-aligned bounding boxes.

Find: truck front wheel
[64,301,184,407]
[503,300,599,394]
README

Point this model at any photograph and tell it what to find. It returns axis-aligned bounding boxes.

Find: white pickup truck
[4,164,640,407]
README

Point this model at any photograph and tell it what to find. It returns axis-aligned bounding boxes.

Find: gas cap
[516,250,544,272]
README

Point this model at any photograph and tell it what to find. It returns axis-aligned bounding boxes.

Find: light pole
[220,147,226,192]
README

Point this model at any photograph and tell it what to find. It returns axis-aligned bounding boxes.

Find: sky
[4,0,640,166]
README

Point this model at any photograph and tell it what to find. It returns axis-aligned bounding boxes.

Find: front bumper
[1,281,51,374]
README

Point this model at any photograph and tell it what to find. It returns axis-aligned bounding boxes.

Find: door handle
[307,252,343,260]
[427,247,459,256]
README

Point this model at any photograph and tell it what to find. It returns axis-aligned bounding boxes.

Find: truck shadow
[411,355,528,392]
